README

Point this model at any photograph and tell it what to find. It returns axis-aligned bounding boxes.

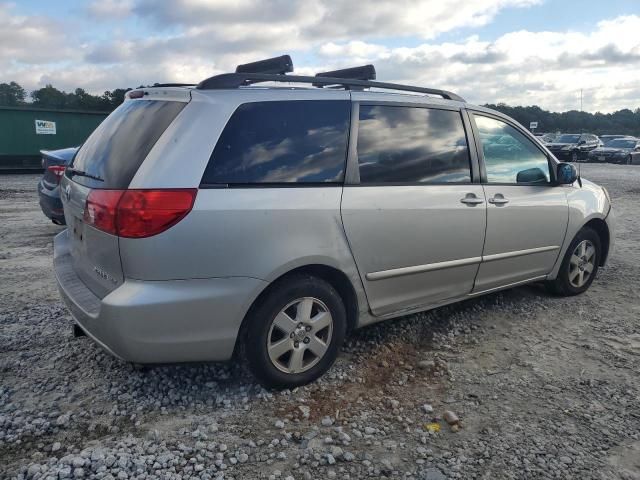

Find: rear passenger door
[341,101,486,316]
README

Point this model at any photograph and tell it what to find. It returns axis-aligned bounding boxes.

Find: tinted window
[608,139,637,148]
[71,100,185,189]
[202,100,350,184]
[474,115,550,184]
[556,134,580,143]
[357,106,471,183]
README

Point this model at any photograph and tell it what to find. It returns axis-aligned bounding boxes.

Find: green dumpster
[0,106,108,171]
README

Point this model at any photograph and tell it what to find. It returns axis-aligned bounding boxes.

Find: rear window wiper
[68,168,104,182]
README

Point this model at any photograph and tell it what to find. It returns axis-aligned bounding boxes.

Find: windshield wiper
[68,168,104,182]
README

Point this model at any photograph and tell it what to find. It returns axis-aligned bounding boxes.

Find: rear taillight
[47,165,66,183]
[83,190,123,235]
[83,189,197,238]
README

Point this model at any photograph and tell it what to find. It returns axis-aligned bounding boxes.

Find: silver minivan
[54,56,614,388]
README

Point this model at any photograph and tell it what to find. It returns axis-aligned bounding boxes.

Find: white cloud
[0,1,638,112]
[316,15,640,112]
[0,4,75,64]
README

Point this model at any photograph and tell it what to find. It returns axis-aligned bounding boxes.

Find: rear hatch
[61,90,189,298]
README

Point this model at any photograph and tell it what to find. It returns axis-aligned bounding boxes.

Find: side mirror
[516,167,548,183]
[577,140,586,145]
[557,162,578,184]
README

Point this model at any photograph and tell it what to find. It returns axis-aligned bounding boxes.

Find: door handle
[488,195,509,205]
[460,194,484,206]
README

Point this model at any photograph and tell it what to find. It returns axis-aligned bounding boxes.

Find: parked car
[37,147,78,225]
[53,56,615,388]
[539,133,558,144]
[588,137,640,164]
[599,135,630,146]
[546,133,601,162]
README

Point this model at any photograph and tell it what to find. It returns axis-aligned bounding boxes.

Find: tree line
[1,81,639,136]
[485,103,640,137]
[0,81,131,112]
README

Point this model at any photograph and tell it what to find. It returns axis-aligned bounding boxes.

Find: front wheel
[546,227,601,296]
[243,275,346,389]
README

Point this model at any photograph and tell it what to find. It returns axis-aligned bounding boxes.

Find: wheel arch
[584,217,610,266]
[233,263,360,357]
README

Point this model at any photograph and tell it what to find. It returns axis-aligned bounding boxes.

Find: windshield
[70,99,186,189]
[555,134,580,143]
[607,139,636,149]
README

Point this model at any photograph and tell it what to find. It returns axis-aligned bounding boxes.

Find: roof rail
[236,55,293,75]
[196,72,465,102]
[150,83,197,88]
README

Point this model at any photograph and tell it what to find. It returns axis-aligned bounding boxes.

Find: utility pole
[580,89,583,112]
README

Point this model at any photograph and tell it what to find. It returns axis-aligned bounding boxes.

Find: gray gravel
[1,165,639,479]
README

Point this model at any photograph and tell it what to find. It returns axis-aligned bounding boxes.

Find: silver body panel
[473,185,568,292]
[60,177,124,298]
[341,185,486,316]
[54,86,614,364]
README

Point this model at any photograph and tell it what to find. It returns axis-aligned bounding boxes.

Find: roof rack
[150,83,197,88]
[236,55,293,75]
[315,65,376,81]
[195,56,465,102]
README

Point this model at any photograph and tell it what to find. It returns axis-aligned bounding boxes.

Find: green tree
[484,104,640,137]
[0,81,27,106]
[30,84,68,108]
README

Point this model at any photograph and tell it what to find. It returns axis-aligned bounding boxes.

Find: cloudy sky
[2,0,639,112]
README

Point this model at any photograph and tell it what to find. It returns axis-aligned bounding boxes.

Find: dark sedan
[37,147,78,224]
[546,133,601,162]
[588,138,640,165]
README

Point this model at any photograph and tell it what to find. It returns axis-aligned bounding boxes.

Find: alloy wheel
[569,240,596,288]
[266,297,333,374]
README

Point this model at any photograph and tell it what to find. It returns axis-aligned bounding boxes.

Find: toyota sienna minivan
[54,56,614,388]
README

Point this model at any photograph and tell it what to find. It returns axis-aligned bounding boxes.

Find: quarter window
[356,105,471,184]
[473,115,551,184]
[202,100,350,184]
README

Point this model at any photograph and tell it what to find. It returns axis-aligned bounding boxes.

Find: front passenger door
[471,113,569,293]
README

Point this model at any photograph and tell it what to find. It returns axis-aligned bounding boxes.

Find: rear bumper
[53,230,267,364]
[37,181,65,223]
[587,154,609,163]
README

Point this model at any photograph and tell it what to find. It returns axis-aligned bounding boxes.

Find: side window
[356,105,471,184]
[202,100,350,184]
[473,115,550,184]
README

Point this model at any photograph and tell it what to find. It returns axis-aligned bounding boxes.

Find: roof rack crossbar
[235,55,293,75]
[196,73,465,102]
[314,64,376,81]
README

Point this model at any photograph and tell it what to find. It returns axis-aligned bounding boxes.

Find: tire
[545,227,601,296]
[243,274,346,389]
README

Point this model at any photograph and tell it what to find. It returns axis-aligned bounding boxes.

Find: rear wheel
[243,275,346,389]
[546,227,601,296]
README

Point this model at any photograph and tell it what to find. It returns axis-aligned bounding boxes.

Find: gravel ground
[1,165,639,480]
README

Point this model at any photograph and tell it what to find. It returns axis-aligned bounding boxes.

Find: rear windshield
[69,100,186,189]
